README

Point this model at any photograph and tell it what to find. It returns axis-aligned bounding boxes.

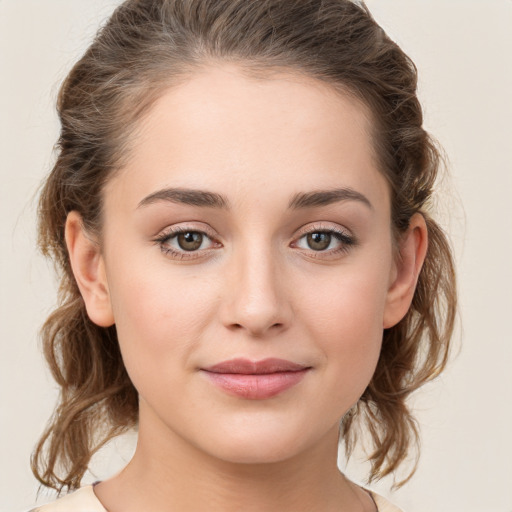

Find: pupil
[178,232,203,251]
[307,232,331,251]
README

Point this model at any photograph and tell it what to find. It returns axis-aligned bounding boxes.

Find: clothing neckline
[83,483,403,512]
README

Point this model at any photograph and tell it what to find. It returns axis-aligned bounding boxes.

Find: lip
[201,358,311,400]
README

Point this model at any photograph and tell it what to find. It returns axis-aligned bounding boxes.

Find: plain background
[1,1,511,511]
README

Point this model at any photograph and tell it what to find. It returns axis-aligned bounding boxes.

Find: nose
[219,244,292,337]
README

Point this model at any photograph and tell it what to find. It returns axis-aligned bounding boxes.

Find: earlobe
[65,211,115,327]
[383,213,428,329]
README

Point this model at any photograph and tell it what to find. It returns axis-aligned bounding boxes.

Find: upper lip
[203,358,309,375]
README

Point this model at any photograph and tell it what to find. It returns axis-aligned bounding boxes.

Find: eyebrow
[288,187,373,210]
[137,186,373,211]
[138,188,229,209]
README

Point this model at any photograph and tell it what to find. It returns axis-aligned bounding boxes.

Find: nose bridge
[222,236,290,336]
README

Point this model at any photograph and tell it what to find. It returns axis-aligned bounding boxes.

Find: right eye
[154,227,220,260]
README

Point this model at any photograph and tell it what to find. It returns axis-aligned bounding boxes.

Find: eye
[154,227,220,259]
[293,226,356,256]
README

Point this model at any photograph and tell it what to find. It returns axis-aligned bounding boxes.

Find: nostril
[229,321,284,335]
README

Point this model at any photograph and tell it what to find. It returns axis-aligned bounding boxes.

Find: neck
[94,404,372,512]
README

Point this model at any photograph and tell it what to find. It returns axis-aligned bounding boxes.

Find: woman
[29,0,456,510]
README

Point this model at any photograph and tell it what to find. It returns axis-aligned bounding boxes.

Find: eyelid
[155,223,218,240]
[294,221,353,239]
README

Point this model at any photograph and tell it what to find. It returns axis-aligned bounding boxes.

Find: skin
[66,64,427,512]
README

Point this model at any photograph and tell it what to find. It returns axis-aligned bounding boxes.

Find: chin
[196,420,326,466]
[211,442,303,466]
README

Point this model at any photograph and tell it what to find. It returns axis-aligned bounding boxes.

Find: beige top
[31,485,404,512]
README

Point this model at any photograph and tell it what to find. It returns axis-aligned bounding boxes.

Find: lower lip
[202,369,309,400]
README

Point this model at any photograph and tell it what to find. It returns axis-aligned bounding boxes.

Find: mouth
[201,358,311,400]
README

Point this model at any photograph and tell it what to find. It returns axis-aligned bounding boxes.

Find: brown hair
[33,0,457,492]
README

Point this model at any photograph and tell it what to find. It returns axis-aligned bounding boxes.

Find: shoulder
[368,489,405,512]
[28,486,107,512]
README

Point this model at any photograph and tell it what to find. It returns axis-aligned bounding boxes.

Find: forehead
[104,64,388,214]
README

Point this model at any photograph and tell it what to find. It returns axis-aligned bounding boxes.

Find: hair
[33,0,457,493]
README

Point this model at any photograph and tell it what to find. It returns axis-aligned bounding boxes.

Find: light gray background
[1,1,511,511]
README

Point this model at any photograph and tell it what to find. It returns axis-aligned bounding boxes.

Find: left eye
[295,230,353,252]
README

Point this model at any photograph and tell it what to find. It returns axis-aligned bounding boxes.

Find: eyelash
[153,224,356,261]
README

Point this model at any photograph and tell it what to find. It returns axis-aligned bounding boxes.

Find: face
[91,65,402,464]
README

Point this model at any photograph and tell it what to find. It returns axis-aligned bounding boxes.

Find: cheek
[297,263,390,389]
[301,260,389,333]
[105,255,220,382]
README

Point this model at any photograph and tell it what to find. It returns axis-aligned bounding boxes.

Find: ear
[383,213,428,329]
[65,211,115,327]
